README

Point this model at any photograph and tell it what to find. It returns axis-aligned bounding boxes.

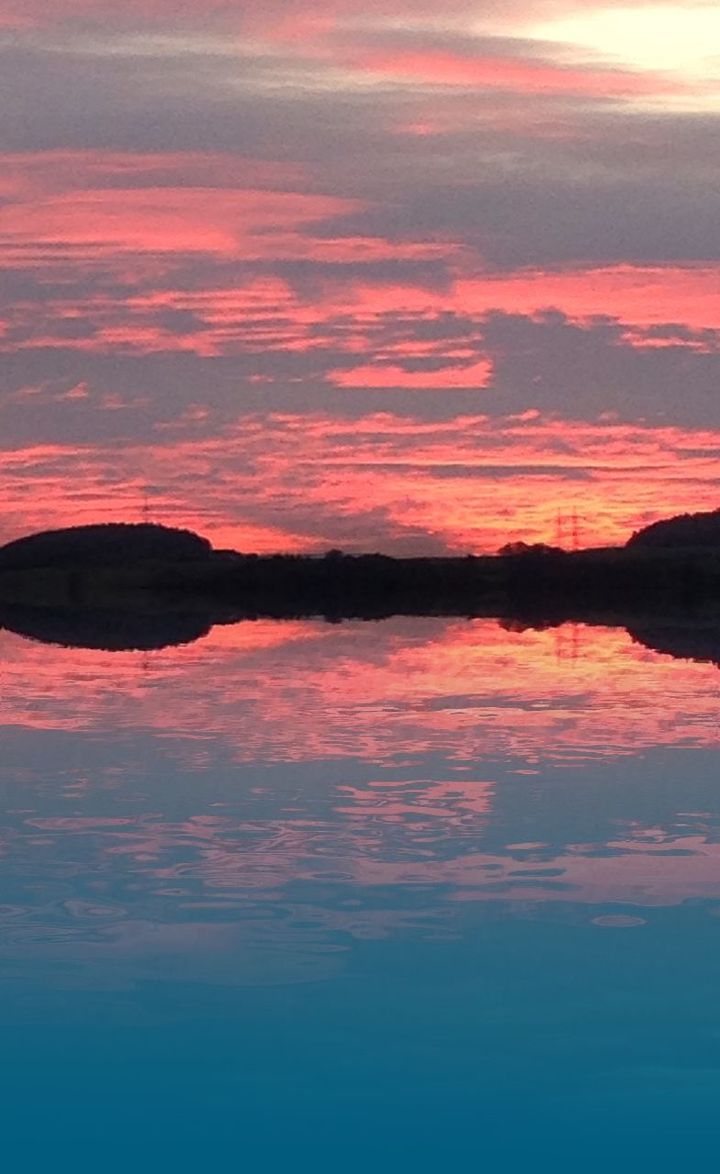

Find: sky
[1,0,719,552]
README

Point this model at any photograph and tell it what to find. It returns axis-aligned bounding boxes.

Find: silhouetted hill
[627,509,720,549]
[0,522,212,570]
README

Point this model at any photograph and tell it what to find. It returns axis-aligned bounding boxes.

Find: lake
[1,615,719,1170]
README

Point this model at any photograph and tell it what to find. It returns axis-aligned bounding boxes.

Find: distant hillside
[0,522,213,570]
[627,509,720,549]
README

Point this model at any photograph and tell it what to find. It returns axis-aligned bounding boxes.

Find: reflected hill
[3,597,720,668]
[626,621,720,668]
[0,601,216,652]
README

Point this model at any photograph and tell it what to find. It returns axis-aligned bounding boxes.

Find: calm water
[1,616,719,1169]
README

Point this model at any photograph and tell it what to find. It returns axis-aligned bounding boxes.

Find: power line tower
[141,486,158,525]
[555,510,565,549]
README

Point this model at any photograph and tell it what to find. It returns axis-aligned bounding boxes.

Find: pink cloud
[329,359,493,388]
[1,415,719,555]
[0,186,362,263]
[349,47,679,98]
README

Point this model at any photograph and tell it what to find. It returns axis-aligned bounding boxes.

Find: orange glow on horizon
[1,414,719,554]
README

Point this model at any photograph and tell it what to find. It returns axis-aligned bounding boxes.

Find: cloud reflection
[1,616,719,988]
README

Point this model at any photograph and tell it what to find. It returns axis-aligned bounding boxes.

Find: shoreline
[1,545,720,657]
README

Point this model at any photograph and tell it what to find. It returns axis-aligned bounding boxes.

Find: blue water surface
[1,617,719,1170]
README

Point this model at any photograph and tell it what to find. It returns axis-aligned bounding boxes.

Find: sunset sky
[1,0,719,553]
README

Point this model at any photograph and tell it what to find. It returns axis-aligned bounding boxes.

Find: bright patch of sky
[527,5,720,83]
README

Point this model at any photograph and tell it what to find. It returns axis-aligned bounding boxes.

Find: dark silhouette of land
[0,522,211,571]
[627,510,720,550]
[0,600,214,651]
[1,512,720,661]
